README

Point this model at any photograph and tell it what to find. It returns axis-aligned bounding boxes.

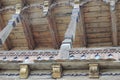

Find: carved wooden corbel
[20,64,29,79]
[103,0,118,11]
[43,0,49,16]
[89,64,99,78]
[20,64,30,79]
[52,64,62,79]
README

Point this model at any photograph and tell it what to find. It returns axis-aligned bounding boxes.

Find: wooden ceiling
[0,0,120,51]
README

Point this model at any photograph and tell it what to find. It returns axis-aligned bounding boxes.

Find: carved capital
[52,64,62,79]
[20,64,29,79]
[89,64,99,78]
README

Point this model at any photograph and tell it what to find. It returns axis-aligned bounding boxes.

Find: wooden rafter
[79,6,87,47]
[110,9,118,46]
[20,1,35,49]
[20,12,35,49]
[0,2,12,50]
[103,0,118,46]
[0,13,12,50]
[58,0,80,59]
[47,9,60,49]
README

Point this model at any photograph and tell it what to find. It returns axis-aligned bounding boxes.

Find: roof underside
[0,0,120,50]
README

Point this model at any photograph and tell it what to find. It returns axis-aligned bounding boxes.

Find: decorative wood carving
[52,64,62,79]
[89,64,99,78]
[20,64,29,79]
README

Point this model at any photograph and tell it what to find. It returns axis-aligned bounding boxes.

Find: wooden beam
[0,3,12,50]
[19,0,35,49]
[20,11,35,50]
[103,0,118,46]
[0,14,12,50]
[58,0,80,59]
[47,9,60,49]
[110,9,118,46]
[78,6,87,47]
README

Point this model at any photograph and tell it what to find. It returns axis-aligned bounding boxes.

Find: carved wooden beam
[20,1,35,50]
[52,64,62,79]
[20,64,29,79]
[0,4,21,47]
[103,0,118,46]
[89,64,99,78]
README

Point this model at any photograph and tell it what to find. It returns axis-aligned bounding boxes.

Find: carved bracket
[43,0,49,16]
[52,64,62,79]
[20,64,29,79]
[89,64,99,78]
[103,0,118,11]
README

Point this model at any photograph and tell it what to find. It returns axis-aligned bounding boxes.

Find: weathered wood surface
[0,0,120,50]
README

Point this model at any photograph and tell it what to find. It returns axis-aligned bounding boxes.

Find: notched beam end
[20,64,30,79]
[52,64,62,79]
[89,64,99,78]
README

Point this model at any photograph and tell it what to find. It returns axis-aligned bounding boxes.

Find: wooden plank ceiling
[0,0,120,51]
